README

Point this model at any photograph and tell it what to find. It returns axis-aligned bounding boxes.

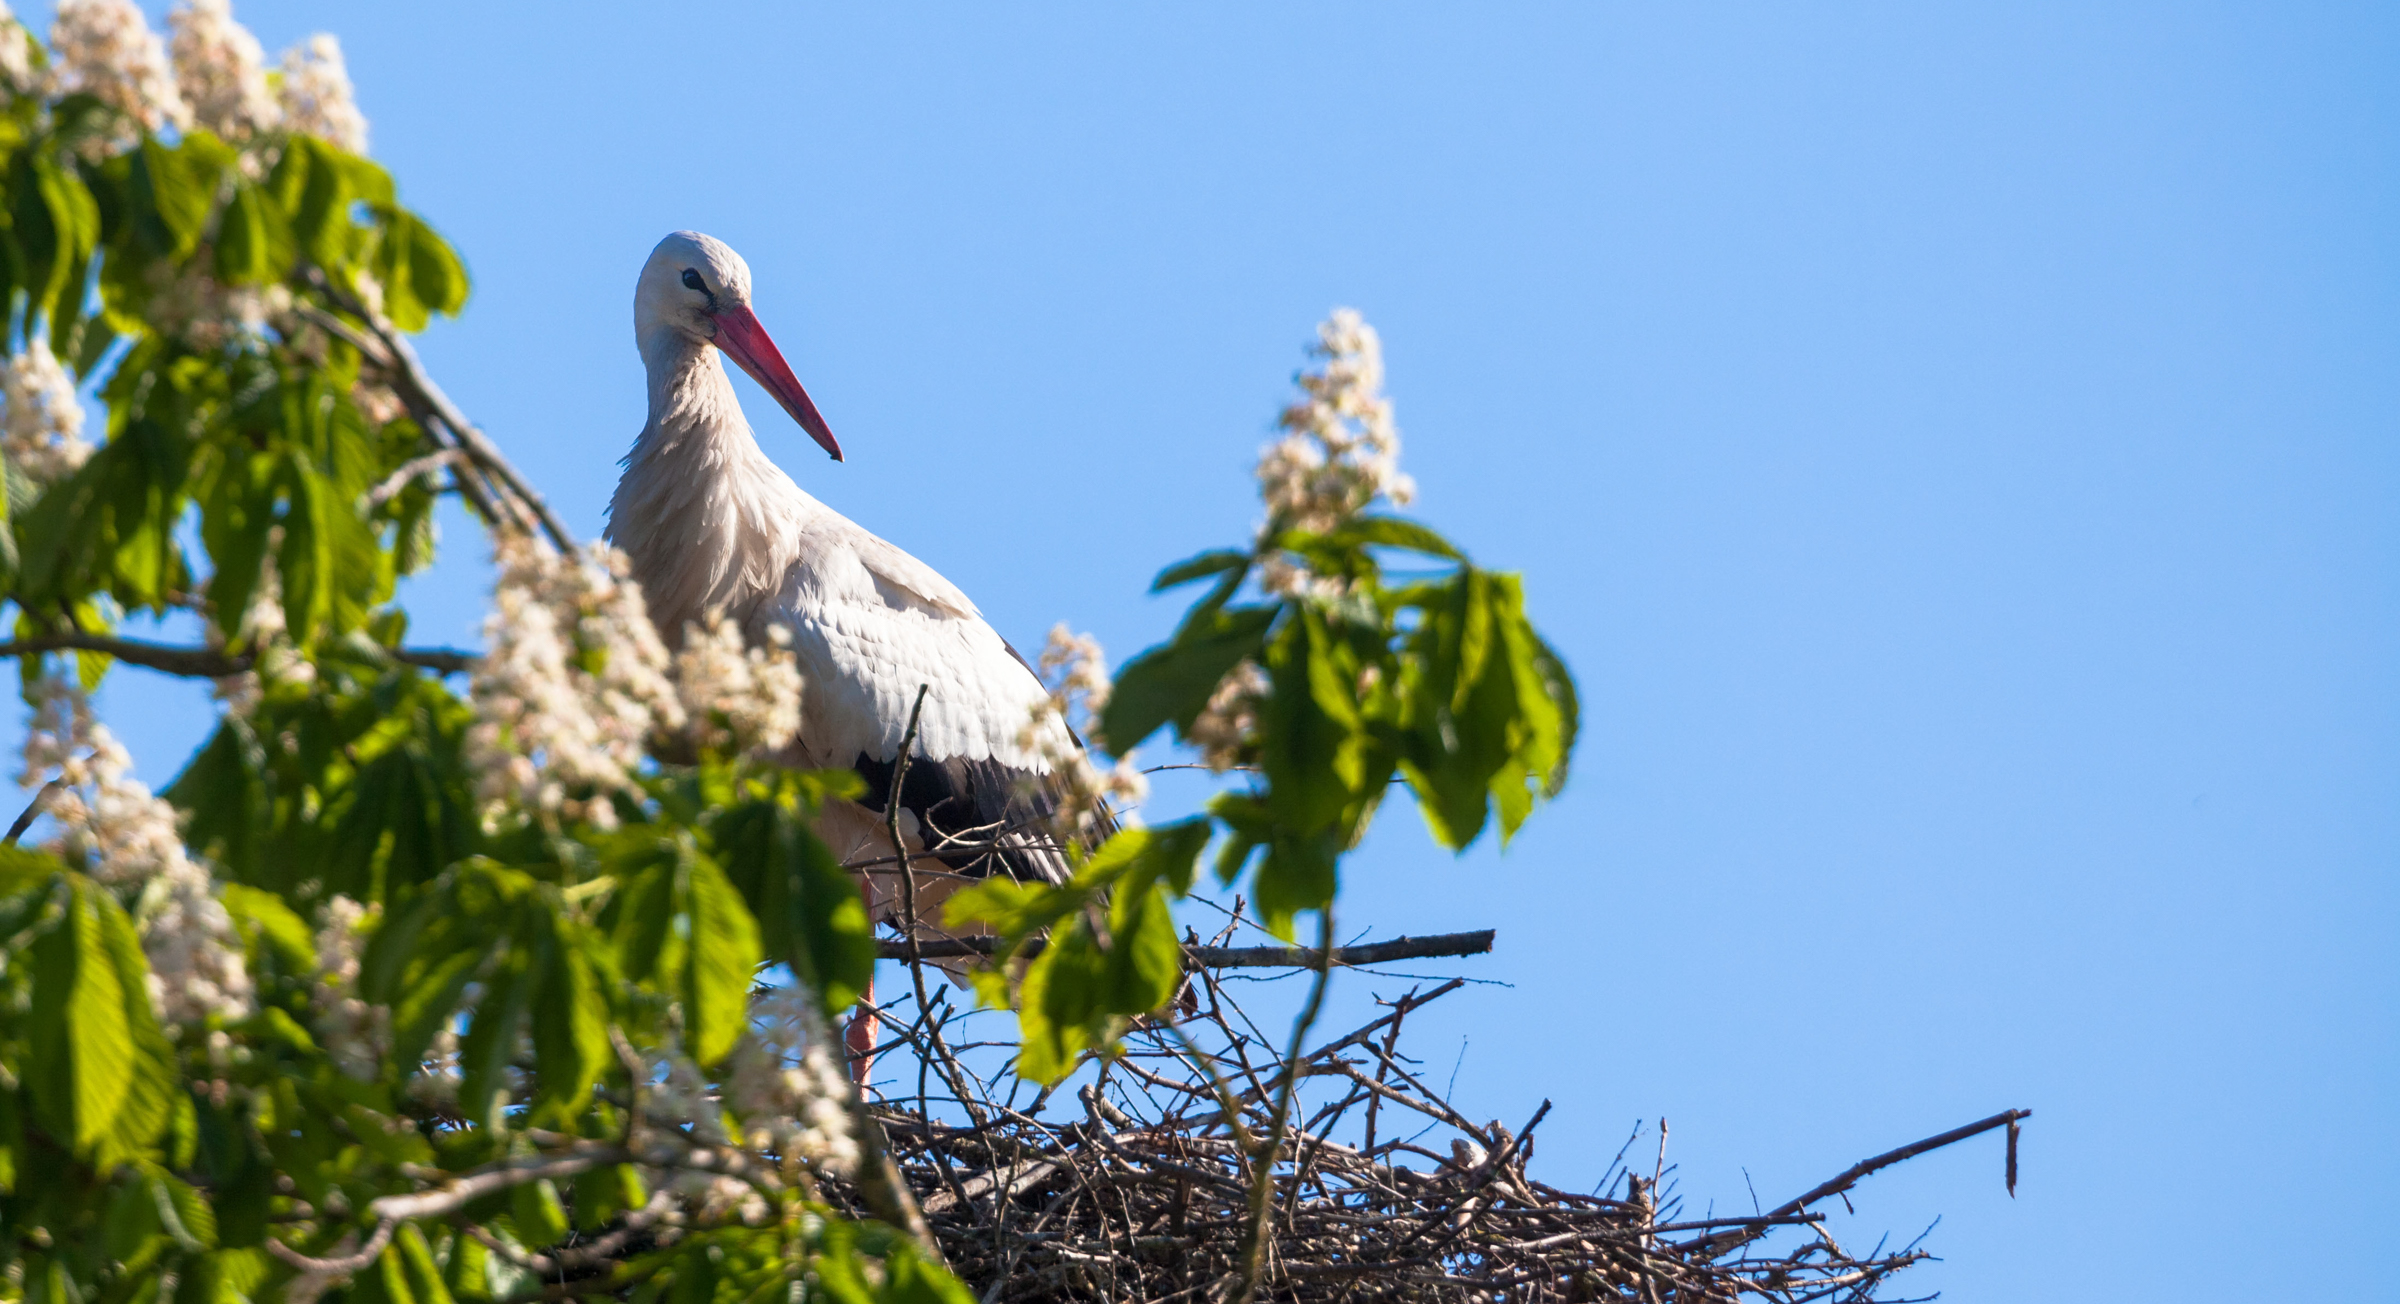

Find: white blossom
[0,4,35,95]
[205,549,311,716]
[276,33,364,153]
[146,261,274,350]
[1254,308,1413,597]
[49,0,191,136]
[19,673,252,1030]
[0,342,90,486]
[722,986,858,1176]
[1184,660,1266,773]
[642,1037,771,1220]
[466,535,683,830]
[310,896,387,1081]
[168,0,275,140]
[672,616,802,759]
[1015,624,1145,844]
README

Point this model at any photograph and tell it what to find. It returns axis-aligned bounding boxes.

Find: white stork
[603,231,1076,1069]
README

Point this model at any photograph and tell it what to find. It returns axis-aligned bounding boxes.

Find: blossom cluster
[466,535,684,830]
[1183,660,1267,774]
[722,986,859,1176]
[18,673,253,1031]
[1018,624,1147,843]
[38,0,367,153]
[167,0,273,141]
[672,616,804,759]
[1255,308,1415,598]
[274,32,365,153]
[49,0,189,137]
[0,6,31,97]
[205,549,315,717]
[0,342,90,487]
[145,260,287,351]
[309,895,389,1081]
[644,995,855,1222]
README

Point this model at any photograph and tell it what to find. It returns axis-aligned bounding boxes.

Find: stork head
[636,230,842,461]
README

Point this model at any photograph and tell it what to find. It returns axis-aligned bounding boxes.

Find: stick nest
[817,953,2023,1303]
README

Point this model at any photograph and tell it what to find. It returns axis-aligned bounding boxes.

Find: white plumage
[604,232,1074,919]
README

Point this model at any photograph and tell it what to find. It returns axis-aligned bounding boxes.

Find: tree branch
[296,283,577,552]
[1681,1108,2033,1258]
[876,928,1495,969]
[0,635,477,679]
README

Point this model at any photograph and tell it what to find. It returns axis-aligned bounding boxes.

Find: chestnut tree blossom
[673,615,804,759]
[168,0,276,140]
[0,4,33,94]
[49,0,190,137]
[309,896,388,1081]
[18,675,252,1031]
[1019,623,1146,844]
[1255,308,1415,597]
[276,32,365,152]
[466,534,683,829]
[0,341,90,486]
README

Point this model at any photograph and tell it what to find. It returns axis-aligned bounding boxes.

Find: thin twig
[5,779,63,845]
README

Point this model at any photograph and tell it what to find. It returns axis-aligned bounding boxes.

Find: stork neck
[639,328,749,449]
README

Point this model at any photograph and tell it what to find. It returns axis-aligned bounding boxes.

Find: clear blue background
[45,3,2400,1298]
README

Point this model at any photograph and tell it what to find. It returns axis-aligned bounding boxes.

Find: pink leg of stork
[845,975,877,1083]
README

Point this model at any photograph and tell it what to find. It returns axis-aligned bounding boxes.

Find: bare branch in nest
[875,928,1497,969]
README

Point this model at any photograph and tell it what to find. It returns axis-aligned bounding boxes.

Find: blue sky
[54,3,2400,1298]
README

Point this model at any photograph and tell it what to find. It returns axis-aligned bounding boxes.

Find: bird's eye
[681,269,706,293]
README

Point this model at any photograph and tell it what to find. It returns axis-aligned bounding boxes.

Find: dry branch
[875,929,1497,968]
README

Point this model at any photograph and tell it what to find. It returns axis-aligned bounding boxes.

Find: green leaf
[572,1163,641,1232]
[26,876,175,1162]
[374,210,429,333]
[212,181,293,287]
[1012,922,1110,1085]
[289,138,355,270]
[134,136,217,259]
[360,1240,420,1304]
[151,1167,219,1251]
[1523,628,1579,799]
[1257,608,1360,837]
[1248,831,1340,942]
[184,1248,272,1304]
[529,916,609,1117]
[443,1232,493,1302]
[457,933,532,1130]
[396,1225,457,1304]
[220,883,314,971]
[1150,548,1248,592]
[682,850,761,1066]
[709,782,875,1013]
[511,1177,570,1251]
[408,215,469,316]
[1306,514,1465,560]
[954,820,1208,1085]
[1100,819,1208,1011]
[1395,569,1577,849]
[1098,604,1275,754]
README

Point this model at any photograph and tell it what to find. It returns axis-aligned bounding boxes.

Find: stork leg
[844,975,877,1084]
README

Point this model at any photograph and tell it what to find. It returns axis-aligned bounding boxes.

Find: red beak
[710,304,843,462]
